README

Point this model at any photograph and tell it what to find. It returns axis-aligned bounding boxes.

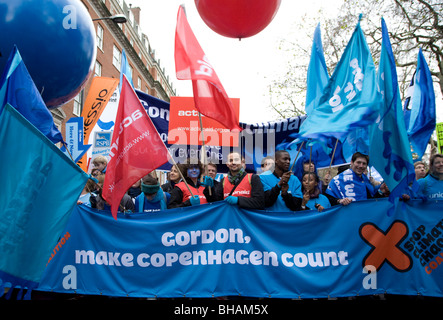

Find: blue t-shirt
[417,174,443,200]
[306,194,331,211]
[260,172,302,211]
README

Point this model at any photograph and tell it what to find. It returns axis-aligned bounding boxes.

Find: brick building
[52,0,176,136]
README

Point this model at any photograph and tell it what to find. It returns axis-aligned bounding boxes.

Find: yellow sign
[437,122,443,154]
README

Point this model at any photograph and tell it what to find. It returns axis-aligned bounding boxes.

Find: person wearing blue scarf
[135,174,170,212]
[325,152,381,205]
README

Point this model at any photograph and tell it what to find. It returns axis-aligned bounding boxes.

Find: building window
[128,64,133,80]
[113,45,121,71]
[95,60,102,77]
[137,77,141,90]
[96,24,104,51]
[73,90,84,116]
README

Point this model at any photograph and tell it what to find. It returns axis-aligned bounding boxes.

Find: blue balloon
[0,0,96,108]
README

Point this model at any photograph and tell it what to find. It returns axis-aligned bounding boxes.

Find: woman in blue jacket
[417,154,443,200]
[282,171,333,212]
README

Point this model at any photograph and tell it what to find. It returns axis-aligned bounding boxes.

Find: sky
[127,0,340,124]
[127,0,442,125]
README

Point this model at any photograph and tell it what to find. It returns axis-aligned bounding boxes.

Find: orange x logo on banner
[359,221,412,272]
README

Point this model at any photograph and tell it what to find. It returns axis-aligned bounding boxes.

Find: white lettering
[281,251,349,268]
[362,265,377,289]
[194,56,213,77]
[62,5,77,29]
[62,265,77,290]
[162,228,250,246]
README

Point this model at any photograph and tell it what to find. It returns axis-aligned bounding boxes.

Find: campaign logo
[94,132,112,148]
[359,220,412,272]
[402,219,443,275]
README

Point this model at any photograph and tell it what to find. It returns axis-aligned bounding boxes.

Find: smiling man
[259,150,303,211]
[417,154,443,200]
[209,151,265,209]
[325,152,379,204]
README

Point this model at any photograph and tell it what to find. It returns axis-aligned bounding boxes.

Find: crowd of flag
[0,9,440,294]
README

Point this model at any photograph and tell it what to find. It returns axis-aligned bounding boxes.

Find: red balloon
[194,0,281,39]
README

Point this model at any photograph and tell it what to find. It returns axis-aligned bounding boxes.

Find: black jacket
[207,172,265,210]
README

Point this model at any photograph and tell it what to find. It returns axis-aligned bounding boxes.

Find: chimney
[130,6,141,25]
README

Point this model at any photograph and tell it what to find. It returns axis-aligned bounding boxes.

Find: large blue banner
[37,199,443,298]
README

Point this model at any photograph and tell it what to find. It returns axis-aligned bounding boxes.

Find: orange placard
[77,77,119,171]
[168,97,240,147]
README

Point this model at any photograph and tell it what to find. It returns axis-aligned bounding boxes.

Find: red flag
[174,5,242,132]
[103,75,169,219]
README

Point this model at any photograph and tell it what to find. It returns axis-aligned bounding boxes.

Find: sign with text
[437,122,443,155]
[37,199,443,299]
[60,117,91,163]
[168,96,240,147]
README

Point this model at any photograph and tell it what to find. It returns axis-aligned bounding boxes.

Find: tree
[392,0,443,94]
[268,0,442,119]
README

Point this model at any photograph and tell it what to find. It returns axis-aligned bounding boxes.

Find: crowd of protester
[79,151,443,214]
[31,151,442,301]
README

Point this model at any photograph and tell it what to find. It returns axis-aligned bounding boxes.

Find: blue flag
[403,48,436,161]
[0,104,88,299]
[0,46,63,144]
[277,137,346,180]
[297,18,382,144]
[305,23,329,116]
[370,18,417,204]
[119,48,134,91]
[342,127,369,162]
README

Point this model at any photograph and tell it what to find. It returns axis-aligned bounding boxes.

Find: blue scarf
[138,188,167,212]
[326,169,377,201]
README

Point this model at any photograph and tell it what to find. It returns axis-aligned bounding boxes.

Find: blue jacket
[260,172,302,211]
[417,174,443,200]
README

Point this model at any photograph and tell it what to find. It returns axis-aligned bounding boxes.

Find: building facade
[53,0,176,136]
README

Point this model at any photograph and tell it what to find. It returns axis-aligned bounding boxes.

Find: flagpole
[198,112,212,195]
[327,138,339,178]
[290,140,305,172]
[198,112,207,168]
[63,141,76,163]
[167,152,195,198]
[328,139,339,171]
[309,144,312,166]
[308,144,313,181]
